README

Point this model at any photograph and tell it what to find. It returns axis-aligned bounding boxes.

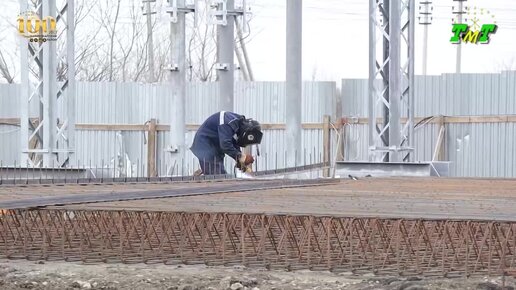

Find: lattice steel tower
[368,0,415,162]
[18,0,75,167]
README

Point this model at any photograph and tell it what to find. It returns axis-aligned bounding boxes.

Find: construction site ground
[1,177,515,221]
[1,177,516,289]
[1,259,514,290]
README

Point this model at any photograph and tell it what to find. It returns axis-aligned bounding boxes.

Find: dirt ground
[0,259,514,290]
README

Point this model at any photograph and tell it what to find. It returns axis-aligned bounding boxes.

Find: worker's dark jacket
[190,111,243,174]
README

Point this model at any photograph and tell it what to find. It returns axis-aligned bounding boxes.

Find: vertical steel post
[42,0,57,167]
[388,0,401,162]
[217,0,235,111]
[422,25,428,75]
[368,0,414,162]
[286,0,302,167]
[67,0,76,165]
[408,0,415,161]
[168,0,187,174]
[456,0,464,73]
[19,0,30,166]
[145,0,156,82]
[367,0,376,162]
[382,0,391,162]
[19,0,75,168]
[420,0,433,75]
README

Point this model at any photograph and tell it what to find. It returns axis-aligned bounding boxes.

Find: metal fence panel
[3,73,514,178]
[0,85,21,165]
[340,72,516,177]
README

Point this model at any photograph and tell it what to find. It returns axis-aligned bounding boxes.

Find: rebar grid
[0,209,515,277]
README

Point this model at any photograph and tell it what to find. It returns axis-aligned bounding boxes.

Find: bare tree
[0,50,16,84]
[185,1,218,82]
[497,57,516,72]
[0,0,254,84]
[116,0,146,81]
[0,3,18,83]
[101,0,122,81]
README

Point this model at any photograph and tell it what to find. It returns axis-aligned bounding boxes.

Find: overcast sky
[2,0,516,83]
[247,0,516,81]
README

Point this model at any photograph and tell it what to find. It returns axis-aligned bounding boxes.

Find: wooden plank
[432,116,446,162]
[322,116,331,177]
[185,124,198,131]
[3,114,516,133]
[342,115,516,125]
[303,123,324,130]
[77,124,148,131]
[147,119,157,178]
[467,116,508,123]
[75,124,170,131]
[260,124,284,130]
[0,118,39,126]
[187,123,324,131]
[338,120,346,161]
[444,116,470,123]
[0,118,19,125]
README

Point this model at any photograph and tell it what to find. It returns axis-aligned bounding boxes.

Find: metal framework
[166,0,194,174]
[368,0,415,162]
[210,0,249,111]
[0,162,329,185]
[19,0,75,168]
[0,178,337,209]
[286,0,303,168]
[1,210,515,277]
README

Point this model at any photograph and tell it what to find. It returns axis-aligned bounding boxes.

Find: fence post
[338,118,346,162]
[323,115,331,177]
[147,119,157,178]
[432,116,446,162]
[438,116,446,161]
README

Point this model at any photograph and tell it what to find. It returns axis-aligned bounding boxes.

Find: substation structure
[0,176,515,278]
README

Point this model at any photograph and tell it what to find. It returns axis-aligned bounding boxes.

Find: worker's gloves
[238,153,255,165]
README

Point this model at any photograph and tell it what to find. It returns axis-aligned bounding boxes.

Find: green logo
[450,23,497,44]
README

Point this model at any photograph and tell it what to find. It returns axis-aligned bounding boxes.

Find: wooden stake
[323,115,331,177]
[147,119,157,177]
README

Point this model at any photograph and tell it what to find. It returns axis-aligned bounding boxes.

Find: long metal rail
[0,163,328,185]
[0,178,338,209]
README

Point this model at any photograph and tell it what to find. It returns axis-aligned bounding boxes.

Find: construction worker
[190,111,263,176]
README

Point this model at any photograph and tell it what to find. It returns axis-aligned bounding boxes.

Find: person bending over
[190,111,263,175]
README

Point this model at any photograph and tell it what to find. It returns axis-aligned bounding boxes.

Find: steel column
[168,0,188,174]
[66,0,76,166]
[18,0,31,166]
[388,0,401,162]
[407,0,415,161]
[18,0,75,167]
[368,0,414,162]
[42,0,57,167]
[367,0,376,162]
[286,0,302,167]
[455,0,466,73]
[216,0,235,111]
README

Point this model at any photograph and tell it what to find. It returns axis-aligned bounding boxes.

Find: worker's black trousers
[198,158,227,175]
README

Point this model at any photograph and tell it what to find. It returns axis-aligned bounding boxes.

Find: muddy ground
[0,259,514,290]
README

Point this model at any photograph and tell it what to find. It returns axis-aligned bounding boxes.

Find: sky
[246,0,516,81]
[1,0,516,83]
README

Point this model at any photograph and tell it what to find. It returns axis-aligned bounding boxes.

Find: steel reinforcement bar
[0,163,328,186]
[0,178,337,209]
[0,209,515,277]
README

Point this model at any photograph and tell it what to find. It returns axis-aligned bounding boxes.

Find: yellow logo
[17,11,57,42]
